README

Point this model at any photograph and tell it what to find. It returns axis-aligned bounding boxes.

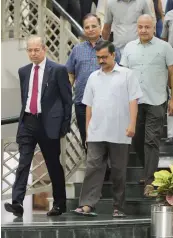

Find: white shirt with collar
[25,57,47,113]
[82,64,143,144]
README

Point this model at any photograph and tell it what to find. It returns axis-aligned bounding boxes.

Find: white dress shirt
[25,57,46,113]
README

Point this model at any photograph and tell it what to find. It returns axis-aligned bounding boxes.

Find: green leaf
[152,179,168,187]
[154,170,171,180]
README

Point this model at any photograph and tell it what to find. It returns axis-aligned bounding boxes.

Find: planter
[151,204,173,238]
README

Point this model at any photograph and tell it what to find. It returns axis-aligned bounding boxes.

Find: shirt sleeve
[165,42,173,66]
[161,19,169,39]
[82,76,94,107]
[120,45,129,68]
[127,70,143,102]
[65,47,76,74]
[104,1,113,24]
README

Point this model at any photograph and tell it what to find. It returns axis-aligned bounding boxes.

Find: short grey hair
[27,35,46,47]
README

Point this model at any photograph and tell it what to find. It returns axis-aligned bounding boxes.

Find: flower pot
[151,204,173,238]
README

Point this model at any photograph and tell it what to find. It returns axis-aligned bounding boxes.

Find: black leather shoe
[47,206,66,216]
[165,137,173,145]
[4,202,24,217]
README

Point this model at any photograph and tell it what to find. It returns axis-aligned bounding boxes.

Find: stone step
[74,182,145,199]
[128,154,173,167]
[75,167,144,183]
[126,167,144,182]
[66,198,155,216]
[129,151,173,162]
[129,141,173,154]
[1,214,151,238]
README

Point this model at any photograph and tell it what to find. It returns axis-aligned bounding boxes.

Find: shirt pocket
[147,52,165,66]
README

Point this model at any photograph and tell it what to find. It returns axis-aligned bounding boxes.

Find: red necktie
[30,65,39,114]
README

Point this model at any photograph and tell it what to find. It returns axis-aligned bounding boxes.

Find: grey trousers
[79,142,129,211]
[133,103,166,185]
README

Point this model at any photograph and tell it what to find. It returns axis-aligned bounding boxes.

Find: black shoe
[47,206,66,216]
[165,137,173,145]
[4,203,24,217]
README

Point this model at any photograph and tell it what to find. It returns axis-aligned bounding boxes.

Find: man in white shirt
[72,40,142,217]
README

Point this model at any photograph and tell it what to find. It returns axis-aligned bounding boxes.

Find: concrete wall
[1,39,29,138]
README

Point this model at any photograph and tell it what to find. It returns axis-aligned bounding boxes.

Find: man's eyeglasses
[27,48,42,53]
[96,55,109,61]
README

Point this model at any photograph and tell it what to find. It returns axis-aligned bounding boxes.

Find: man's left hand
[168,99,173,116]
[126,124,136,137]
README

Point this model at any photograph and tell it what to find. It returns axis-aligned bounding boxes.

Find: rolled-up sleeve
[82,76,94,107]
[127,70,143,102]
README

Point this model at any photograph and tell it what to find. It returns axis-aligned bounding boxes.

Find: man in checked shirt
[66,14,101,153]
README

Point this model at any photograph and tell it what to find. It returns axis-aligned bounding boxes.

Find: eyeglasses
[96,55,109,61]
[26,48,42,53]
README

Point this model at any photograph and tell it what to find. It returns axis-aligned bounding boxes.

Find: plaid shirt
[66,40,101,104]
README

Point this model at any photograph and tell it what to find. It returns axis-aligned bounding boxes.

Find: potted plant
[149,165,173,238]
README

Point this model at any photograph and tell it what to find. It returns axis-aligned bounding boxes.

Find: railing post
[59,17,69,175]
[59,16,68,64]
[1,0,7,40]
[14,0,21,39]
[1,139,4,198]
[38,0,46,38]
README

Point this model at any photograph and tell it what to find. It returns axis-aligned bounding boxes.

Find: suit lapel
[41,59,52,98]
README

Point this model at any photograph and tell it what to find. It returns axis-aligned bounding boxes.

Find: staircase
[1,1,173,237]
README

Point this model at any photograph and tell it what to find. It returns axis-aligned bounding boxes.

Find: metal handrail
[1,116,19,125]
[51,0,84,38]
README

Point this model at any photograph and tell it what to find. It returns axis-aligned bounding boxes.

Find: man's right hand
[60,120,70,137]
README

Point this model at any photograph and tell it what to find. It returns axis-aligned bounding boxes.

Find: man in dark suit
[4,35,72,217]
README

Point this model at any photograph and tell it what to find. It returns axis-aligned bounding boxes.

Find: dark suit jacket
[17,58,72,141]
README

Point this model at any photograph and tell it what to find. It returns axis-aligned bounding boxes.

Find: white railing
[1,0,86,200]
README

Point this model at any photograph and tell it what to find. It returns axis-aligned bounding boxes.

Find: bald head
[26,35,46,64]
[137,14,155,44]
